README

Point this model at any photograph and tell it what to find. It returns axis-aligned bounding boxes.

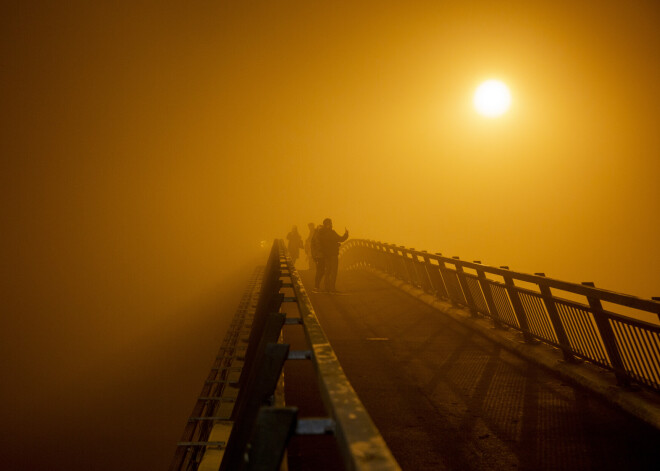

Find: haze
[2,1,659,469]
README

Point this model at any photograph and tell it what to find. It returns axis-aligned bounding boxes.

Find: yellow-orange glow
[4,1,660,469]
[473,80,511,117]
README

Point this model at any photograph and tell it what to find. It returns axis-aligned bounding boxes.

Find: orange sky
[2,1,659,469]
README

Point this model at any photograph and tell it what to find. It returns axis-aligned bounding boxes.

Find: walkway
[300,269,660,471]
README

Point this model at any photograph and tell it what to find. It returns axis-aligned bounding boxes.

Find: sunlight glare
[473,80,511,117]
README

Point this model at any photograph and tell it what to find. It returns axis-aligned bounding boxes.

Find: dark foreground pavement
[300,269,660,471]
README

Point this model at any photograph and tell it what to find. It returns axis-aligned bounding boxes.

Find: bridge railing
[340,239,660,393]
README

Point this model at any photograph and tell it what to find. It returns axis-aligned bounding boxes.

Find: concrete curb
[359,267,660,431]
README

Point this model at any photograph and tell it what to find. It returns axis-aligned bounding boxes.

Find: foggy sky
[2,1,660,469]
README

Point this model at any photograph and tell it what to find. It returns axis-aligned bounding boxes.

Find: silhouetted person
[314,218,348,293]
[311,224,324,289]
[286,226,303,265]
[304,222,316,270]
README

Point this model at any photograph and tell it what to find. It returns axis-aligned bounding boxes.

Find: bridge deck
[301,269,660,471]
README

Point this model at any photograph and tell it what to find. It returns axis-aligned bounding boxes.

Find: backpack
[310,227,323,259]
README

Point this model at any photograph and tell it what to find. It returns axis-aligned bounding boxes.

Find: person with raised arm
[313,218,348,293]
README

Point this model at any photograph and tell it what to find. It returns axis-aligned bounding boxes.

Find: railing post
[439,259,462,306]
[501,267,536,343]
[376,242,388,272]
[408,248,424,288]
[408,249,422,288]
[391,245,404,280]
[386,244,398,277]
[221,343,291,471]
[453,257,479,317]
[418,251,435,294]
[582,282,631,386]
[536,273,577,363]
[400,246,415,284]
[233,313,287,416]
[241,406,298,471]
[240,290,284,387]
[474,262,503,328]
[432,253,450,300]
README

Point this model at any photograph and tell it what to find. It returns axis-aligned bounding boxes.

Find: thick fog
[2,1,659,469]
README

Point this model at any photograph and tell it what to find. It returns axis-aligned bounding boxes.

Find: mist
[2,1,659,469]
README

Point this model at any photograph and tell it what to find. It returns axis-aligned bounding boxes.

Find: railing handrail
[340,238,660,393]
[345,240,660,319]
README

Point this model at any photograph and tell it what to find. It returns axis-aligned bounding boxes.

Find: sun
[473,79,511,117]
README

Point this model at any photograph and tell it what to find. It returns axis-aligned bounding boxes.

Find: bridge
[171,240,660,471]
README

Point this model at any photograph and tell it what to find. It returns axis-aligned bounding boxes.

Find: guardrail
[172,240,400,471]
[170,266,263,471]
[340,239,660,393]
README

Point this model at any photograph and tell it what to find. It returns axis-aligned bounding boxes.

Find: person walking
[311,224,324,290]
[304,222,316,270]
[314,218,348,293]
[286,226,304,265]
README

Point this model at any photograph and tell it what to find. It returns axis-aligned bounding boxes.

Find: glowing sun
[473,79,511,117]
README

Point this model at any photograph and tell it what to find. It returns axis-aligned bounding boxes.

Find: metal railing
[340,239,660,393]
[172,240,400,470]
[170,266,262,471]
